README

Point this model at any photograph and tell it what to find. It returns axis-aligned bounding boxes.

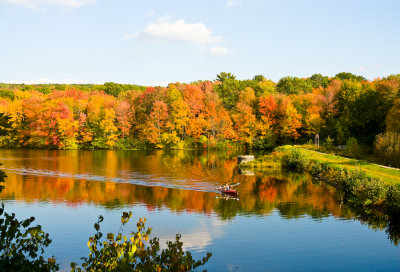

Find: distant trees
[276,76,313,95]
[0,72,396,150]
[309,73,330,88]
[334,72,366,82]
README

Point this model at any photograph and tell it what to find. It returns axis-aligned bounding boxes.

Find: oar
[216,183,240,191]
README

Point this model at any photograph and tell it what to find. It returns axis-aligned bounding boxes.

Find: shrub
[340,170,388,206]
[323,136,335,150]
[252,134,276,151]
[0,205,58,272]
[71,212,212,272]
[308,162,389,207]
[386,184,400,214]
[375,132,400,167]
[344,137,362,158]
[0,168,58,272]
[281,148,309,172]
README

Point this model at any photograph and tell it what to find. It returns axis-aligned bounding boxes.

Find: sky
[0,0,399,86]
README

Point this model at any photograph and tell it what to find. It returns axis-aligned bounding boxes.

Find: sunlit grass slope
[279,146,400,184]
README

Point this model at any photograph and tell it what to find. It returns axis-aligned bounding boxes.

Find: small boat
[216,183,240,196]
[221,189,238,196]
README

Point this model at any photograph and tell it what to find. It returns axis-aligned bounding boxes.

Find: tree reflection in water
[0,149,399,243]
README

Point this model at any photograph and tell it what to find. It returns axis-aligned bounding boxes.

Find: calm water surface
[0,149,400,271]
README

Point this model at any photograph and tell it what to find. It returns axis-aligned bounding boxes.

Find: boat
[221,189,238,196]
[216,182,239,196]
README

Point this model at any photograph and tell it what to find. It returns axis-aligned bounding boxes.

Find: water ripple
[0,166,219,193]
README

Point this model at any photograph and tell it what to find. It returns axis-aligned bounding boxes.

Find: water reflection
[0,150,349,218]
[0,150,400,271]
[0,149,399,245]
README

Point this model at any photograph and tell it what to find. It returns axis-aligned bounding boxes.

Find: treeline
[0,72,399,151]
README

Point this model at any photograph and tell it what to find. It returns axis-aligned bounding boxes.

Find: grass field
[278,146,400,184]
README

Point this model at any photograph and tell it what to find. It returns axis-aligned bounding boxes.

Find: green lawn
[280,145,400,184]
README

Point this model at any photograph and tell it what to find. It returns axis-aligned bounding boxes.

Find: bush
[71,212,212,272]
[0,168,58,271]
[375,132,400,167]
[386,184,400,215]
[344,137,362,158]
[308,162,389,207]
[323,136,335,150]
[281,148,309,172]
[0,205,58,272]
[252,134,276,151]
[340,170,388,206]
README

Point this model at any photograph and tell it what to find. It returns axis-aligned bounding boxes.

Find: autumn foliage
[0,73,398,150]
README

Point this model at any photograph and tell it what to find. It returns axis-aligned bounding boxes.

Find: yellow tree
[232,87,257,145]
[170,99,191,140]
[100,108,119,147]
[145,100,169,146]
[116,101,133,139]
[279,96,302,141]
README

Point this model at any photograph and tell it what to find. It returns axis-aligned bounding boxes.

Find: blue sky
[0,0,399,85]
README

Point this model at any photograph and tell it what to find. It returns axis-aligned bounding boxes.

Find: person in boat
[223,183,231,191]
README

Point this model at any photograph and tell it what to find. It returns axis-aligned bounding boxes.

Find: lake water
[0,149,400,271]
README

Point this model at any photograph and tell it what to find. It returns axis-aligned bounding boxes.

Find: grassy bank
[241,146,400,185]
[279,146,400,185]
[239,145,400,215]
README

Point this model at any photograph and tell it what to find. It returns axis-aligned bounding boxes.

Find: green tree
[309,73,330,88]
[104,82,125,97]
[0,113,12,136]
[375,78,400,131]
[335,72,366,82]
[386,98,400,133]
[214,72,240,109]
[276,76,313,95]
[337,80,380,142]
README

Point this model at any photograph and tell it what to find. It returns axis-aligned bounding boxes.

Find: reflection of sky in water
[1,149,400,271]
[6,201,400,271]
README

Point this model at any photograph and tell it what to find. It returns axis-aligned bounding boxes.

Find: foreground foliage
[0,168,58,271]
[71,211,211,272]
[0,204,58,272]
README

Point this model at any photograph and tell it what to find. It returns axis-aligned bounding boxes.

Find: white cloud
[134,17,223,45]
[0,0,96,9]
[226,0,236,7]
[155,219,225,251]
[209,46,234,56]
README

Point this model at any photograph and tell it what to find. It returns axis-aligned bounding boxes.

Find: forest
[0,72,399,158]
